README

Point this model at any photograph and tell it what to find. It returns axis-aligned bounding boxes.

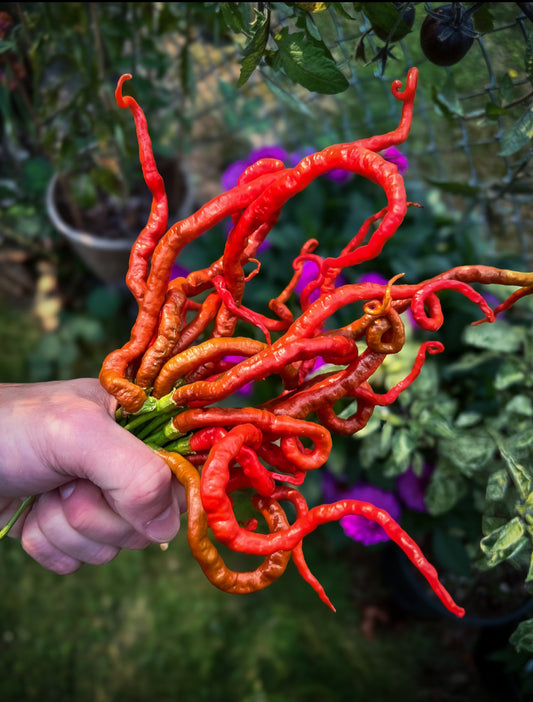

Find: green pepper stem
[0,496,36,540]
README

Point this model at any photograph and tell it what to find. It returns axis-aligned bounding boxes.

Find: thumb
[70,410,183,543]
[103,438,183,543]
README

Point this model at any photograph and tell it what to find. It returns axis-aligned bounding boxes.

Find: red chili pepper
[157,449,292,594]
[114,74,169,305]
[197,425,464,617]
[94,69,533,622]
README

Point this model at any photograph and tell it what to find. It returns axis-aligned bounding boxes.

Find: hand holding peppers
[0,379,185,571]
[5,67,533,619]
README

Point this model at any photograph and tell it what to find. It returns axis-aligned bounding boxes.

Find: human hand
[0,378,185,573]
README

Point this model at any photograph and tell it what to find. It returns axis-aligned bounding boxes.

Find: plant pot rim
[45,159,195,283]
[382,543,533,628]
[46,174,138,252]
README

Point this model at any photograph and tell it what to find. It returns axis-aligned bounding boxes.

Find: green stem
[143,418,185,447]
[0,496,36,540]
[161,436,193,454]
[136,412,176,441]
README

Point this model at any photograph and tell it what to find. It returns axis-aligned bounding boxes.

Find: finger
[38,393,184,542]
[98,448,184,543]
[60,479,150,550]
[24,491,119,568]
[21,506,82,575]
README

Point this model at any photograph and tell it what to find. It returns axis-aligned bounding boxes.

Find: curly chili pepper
[198,425,464,617]
[115,74,169,305]
[178,406,332,473]
[156,450,292,594]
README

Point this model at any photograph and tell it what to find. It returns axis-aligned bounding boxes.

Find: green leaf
[485,102,507,120]
[425,463,467,516]
[22,157,53,195]
[462,322,524,353]
[498,440,533,502]
[425,179,481,196]
[432,529,472,577]
[0,38,16,53]
[472,3,494,33]
[495,358,526,390]
[362,2,412,42]
[447,350,496,373]
[237,11,270,88]
[388,428,415,475]
[455,411,482,428]
[480,516,529,567]
[331,3,357,20]
[500,105,533,156]
[510,618,533,653]
[380,420,393,454]
[273,27,349,94]
[486,468,509,502]
[431,73,464,118]
[505,394,533,417]
[219,2,248,33]
[527,553,533,582]
[439,430,495,477]
[499,72,516,104]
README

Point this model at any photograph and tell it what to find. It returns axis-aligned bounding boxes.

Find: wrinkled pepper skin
[98,67,533,617]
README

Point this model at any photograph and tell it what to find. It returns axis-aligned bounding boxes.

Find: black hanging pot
[381,542,533,628]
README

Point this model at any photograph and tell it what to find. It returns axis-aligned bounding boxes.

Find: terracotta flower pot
[46,157,194,284]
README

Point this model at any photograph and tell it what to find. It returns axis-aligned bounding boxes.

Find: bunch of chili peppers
[99,68,533,617]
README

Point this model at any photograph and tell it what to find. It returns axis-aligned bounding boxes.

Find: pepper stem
[0,496,36,539]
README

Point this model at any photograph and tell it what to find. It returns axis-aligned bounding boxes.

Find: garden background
[2,3,533,700]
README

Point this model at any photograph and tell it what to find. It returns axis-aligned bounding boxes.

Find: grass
[0,521,517,702]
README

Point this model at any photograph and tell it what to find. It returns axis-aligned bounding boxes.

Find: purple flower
[326,168,353,184]
[170,262,190,281]
[381,147,409,175]
[358,271,388,286]
[294,259,322,303]
[222,355,253,396]
[221,145,290,191]
[291,146,353,184]
[322,473,402,546]
[340,484,402,545]
[396,464,434,513]
[295,259,348,305]
[221,146,291,251]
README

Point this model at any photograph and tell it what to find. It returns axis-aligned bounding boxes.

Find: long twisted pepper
[114,74,169,305]
[156,450,292,595]
[90,67,533,618]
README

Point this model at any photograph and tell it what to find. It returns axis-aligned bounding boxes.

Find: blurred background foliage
[2,2,533,700]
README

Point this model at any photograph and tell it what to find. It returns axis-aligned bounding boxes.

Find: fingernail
[145,506,179,543]
[59,482,76,500]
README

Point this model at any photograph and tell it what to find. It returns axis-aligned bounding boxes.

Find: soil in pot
[47,156,194,284]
